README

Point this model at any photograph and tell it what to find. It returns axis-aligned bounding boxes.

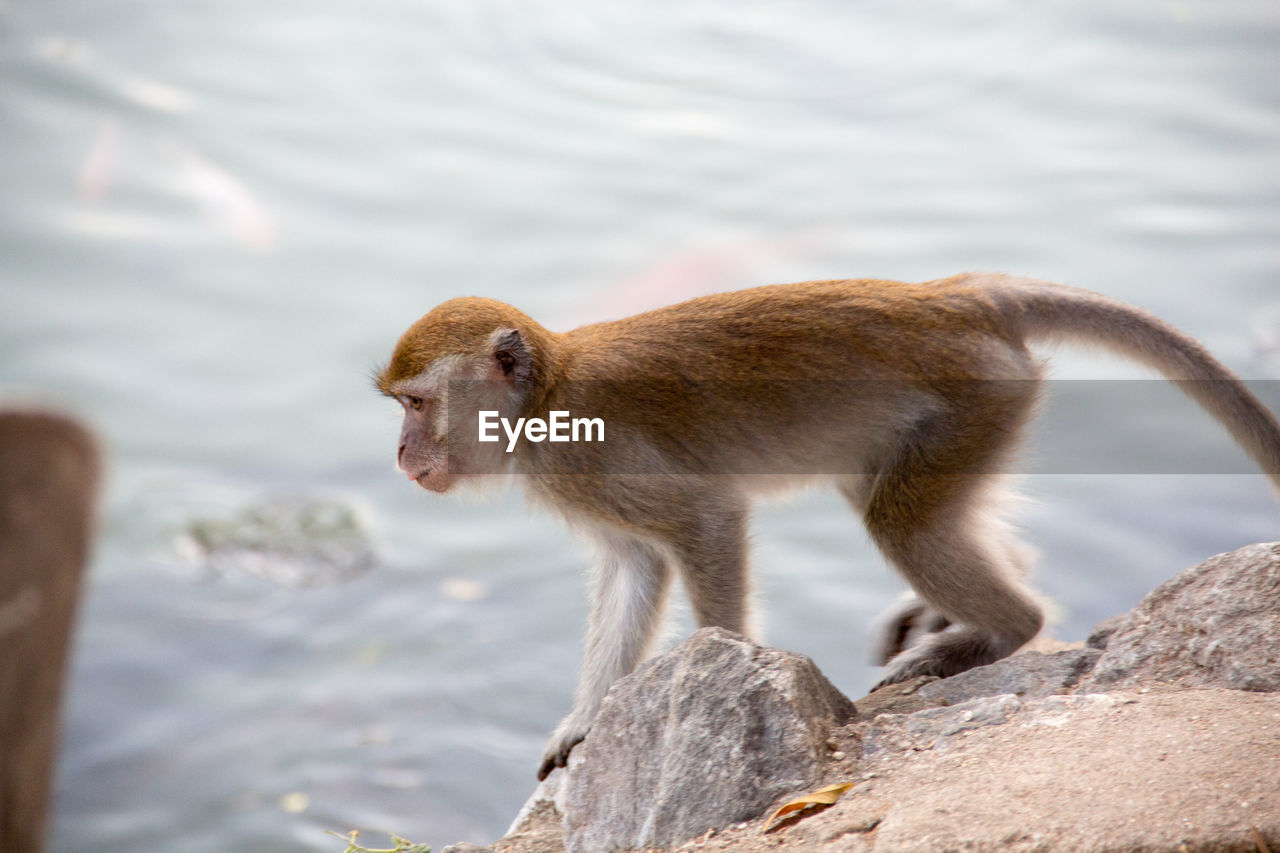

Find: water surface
[1,1,1278,851]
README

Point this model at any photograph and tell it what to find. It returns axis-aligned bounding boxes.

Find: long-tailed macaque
[374,273,1280,780]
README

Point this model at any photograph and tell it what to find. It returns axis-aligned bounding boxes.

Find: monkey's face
[377,311,537,493]
[386,352,490,494]
[394,388,455,493]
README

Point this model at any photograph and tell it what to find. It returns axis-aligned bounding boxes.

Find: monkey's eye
[405,396,425,411]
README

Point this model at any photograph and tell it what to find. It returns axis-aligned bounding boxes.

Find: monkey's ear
[490,328,534,383]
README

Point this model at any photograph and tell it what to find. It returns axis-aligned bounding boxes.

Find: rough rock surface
[917,647,1101,705]
[1085,612,1128,649]
[1083,542,1280,692]
[462,543,1280,852]
[744,688,1280,853]
[559,628,856,853]
[861,692,1028,756]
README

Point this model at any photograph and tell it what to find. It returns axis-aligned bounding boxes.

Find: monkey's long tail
[999,275,1280,490]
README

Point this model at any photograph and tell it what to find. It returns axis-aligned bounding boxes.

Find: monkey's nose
[397,441,407,469]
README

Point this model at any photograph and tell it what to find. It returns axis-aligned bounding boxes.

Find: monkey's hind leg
[859,486,1037,666]
[863,404,1043,688]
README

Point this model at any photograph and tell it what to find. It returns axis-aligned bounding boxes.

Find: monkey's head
[375,297,549,493]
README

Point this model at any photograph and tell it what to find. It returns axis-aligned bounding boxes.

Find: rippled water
[2,1,1278,851]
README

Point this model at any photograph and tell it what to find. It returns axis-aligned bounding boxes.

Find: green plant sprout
[326,829,430,853]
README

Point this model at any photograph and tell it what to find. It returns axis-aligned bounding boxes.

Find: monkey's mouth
[412,468,455,493]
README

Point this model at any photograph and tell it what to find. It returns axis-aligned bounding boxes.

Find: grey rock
[917,647,1102,705]
[1085,613,1128,650]
[560,628,856,853]
[1083,542,1280,692]
[854,675,943,719]
[499,794,565,853]
[861,693,1023,757]
[506,772,563,837]
[439,844,490,853]
[178,495,375,588]
[863,692,1126,760]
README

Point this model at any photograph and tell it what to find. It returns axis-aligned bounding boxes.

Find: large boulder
[559,628,856,853]
[1083,542,1280,692]
[480,543,1280,853]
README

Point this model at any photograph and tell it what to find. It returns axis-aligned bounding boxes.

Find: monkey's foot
[870,593,952,665]
[873,627,1018,691]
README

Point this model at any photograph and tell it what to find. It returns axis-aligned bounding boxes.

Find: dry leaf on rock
[761,782,854,833]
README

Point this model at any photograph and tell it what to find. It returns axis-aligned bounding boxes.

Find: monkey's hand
[537,714,591,781]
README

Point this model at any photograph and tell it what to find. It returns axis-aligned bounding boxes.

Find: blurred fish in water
[51,34,271,252]
[69,131,277,251]
[163,137,279,253]
[571,232,825,325]
[35,34,194,114]
[1249,304,1280,373]
[32,35,94,66]
[113,74,194,114]
[77,117,120,201]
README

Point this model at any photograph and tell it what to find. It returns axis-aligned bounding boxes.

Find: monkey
[374,272,1280,781]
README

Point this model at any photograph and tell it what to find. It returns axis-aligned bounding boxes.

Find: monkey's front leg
[538,533,670,780]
